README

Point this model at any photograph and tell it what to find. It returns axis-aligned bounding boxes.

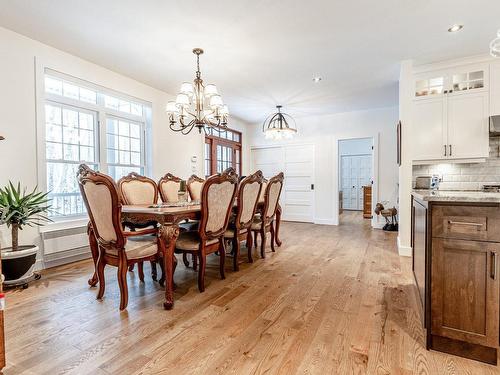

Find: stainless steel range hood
[490,115,500,136]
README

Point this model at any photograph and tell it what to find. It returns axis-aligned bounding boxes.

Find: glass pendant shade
[262,105,297,141]
[491,30,500,58]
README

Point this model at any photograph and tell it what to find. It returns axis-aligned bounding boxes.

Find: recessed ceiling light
[312,76,322,83]
[448,24,463,33]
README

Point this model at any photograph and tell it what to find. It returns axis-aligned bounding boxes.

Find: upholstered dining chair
[223,170,263,270]
[175,168,238,292]
[250,172,284,258]
[118,172,159,280]
[187,174,204,201]
[77,164,165,310]
[158,172,198,269]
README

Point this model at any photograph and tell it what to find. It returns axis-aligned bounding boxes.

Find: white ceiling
[0,0,499,124]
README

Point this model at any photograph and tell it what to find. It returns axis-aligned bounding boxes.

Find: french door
[341,154,372,210]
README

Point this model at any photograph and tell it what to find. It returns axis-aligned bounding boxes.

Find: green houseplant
[0,182,51,286]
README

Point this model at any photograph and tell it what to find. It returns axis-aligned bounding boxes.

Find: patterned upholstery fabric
[224,227,248,238]
[266,181,282,218]
[82,182,117,242]
[160,180,180,202]
[205,181,235,233]
[176,231,218,251]
[239,181,261,225]
[258,182,267,203]
[121,180,156,204]
[189,181,203,201]
[107,236,158,259]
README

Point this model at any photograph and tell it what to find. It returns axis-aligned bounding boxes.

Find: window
[42,70,151,218]
[204,128,242,177]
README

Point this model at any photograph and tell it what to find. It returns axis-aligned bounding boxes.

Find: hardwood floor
[3,211,499,374]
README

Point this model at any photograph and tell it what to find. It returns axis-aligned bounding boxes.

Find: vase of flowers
[0,182,51,287]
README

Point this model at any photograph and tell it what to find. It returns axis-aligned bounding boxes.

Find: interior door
[341,155,371,210]
[412,97,447,160]
[447,91,489,159]
[251,144,314,223]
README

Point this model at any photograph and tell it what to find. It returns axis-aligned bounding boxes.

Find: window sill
[39,217,88,234]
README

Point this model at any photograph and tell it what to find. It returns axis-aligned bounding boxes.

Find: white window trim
[35,60,153,226]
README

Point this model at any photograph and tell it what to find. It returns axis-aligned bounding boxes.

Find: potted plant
[0,182,51,287]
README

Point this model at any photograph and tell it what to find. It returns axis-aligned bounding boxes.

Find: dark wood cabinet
[362,185,372,218]
[411,197,427,324]
[431,238,499,348]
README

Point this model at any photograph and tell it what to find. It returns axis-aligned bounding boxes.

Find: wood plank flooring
[3,212,499,374]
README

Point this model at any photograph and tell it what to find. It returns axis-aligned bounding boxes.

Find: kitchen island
[412,190,500,365]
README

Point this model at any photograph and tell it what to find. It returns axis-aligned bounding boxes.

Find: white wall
[339,138,373,156]
[247,106,399,225]
[0,26,249,251]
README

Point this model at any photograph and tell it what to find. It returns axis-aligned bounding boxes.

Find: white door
[251,144,314,223]
[447,91,489,159]
[341,154,372,210]
[412,97,447,161]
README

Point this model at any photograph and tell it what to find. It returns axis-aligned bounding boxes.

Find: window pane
[45,105,61,125]
[104,95,119,110]
[131,152,141,165]
[46,124,62,142]
[130,123,141,138]
[63,108,78,127]
[119,151,130,164]
[119,100,131,113]
[80,146,94,162]
[63,127,79,144]
[107,118,118,134]
[79,112,94,130]
[63,144,79,161]
[45,77,62,95]
[131,103,143,116]
[119,121,130,137]
[119,136,130,150]
[46,142,62,160]
[79,88,97,104]
[130,138,141,152]
[107,134,118,149]
[79,130,93,146]
[107,149,119,163]
[63,82,79,100]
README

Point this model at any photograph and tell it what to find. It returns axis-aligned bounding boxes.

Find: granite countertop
[412,190,500,203]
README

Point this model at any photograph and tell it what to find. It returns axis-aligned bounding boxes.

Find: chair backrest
[158,173,182,203]
[199,168,238,239]
[77,164,125,248]
[117,172,158,205]
[234,170,264,230]
[187,174,204,201]
[263,172,284,221]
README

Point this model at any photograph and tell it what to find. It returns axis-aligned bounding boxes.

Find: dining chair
[223,170,263,270]
[77,164,166,310]
[250,172,284,258]
[158,172,198,269]
[117,172,159,280]
[175,168,238,292]
[187,174,204,201]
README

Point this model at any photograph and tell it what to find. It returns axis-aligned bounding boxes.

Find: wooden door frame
[205,128,242,176]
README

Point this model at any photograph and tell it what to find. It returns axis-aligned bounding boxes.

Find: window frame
[37,68,152,221]
[204,127,242,177]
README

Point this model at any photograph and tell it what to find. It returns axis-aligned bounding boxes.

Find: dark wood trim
[430,334,497,365]
[204,127,242,176]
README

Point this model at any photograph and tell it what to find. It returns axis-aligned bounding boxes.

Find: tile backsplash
[412,138,500,191]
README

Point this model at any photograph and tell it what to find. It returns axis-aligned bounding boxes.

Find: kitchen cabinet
[412,64,490,162]
[362,185,372,218]
[411,196,428,325]
[491,61,500,116]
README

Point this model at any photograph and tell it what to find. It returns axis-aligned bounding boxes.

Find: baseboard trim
[397,236,412,257]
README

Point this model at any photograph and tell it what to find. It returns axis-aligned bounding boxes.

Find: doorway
[338,138,374,223]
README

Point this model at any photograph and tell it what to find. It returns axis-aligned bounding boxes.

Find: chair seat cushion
[175,231,218,251]
[108,236,158,260]
[224,227,248,238]
[251,217,271,231]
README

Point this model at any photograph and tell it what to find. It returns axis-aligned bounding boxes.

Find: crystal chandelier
[166,48,229,135]
[491,29,500,58]
[263,105,297,140]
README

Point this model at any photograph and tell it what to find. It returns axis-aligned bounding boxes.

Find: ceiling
[0,0,499,124]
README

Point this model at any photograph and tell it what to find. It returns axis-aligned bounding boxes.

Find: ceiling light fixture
[262,105,297,140]
[166,48,228,135]
[313,76,322,83]
[490,29,500,57]
[448,24,463,33]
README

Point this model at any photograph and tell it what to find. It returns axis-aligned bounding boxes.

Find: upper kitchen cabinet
[491,61,500,116]
[412,63,490,162]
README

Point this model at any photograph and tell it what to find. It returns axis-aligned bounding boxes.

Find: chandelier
[491,29,500,58]
[262,105,297,140]
[166,48,229,135]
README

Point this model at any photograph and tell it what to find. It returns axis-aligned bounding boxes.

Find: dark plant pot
[1,245,38,284]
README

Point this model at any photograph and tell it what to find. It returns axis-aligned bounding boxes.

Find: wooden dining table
[87,202,281,310]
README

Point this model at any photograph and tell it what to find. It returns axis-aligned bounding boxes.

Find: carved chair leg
[232,236,240,271]
[260,229,266,258]
[151,261,157,281]
[198,251,206,293]
[128,264,135,272]
[246,231,253,263]
[270,221,276,252]
[253,231,258,249]
[182,253,190,267]
[118,256,129,310]
[192,252,198,271]
[137,261,145,282]
[219,239,226,279]
[158,256,165,287]
[96,253,106,300]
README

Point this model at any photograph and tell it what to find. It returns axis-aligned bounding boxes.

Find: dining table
[86,201,282,310]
